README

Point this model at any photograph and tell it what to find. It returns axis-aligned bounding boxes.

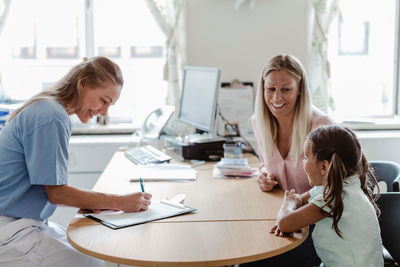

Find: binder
[84,201,196,229]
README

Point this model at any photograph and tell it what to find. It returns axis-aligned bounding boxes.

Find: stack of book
[213,158,255,178]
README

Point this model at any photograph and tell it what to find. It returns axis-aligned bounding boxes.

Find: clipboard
[84,200,196,229]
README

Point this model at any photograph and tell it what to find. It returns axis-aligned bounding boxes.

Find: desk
[67,151,308,266]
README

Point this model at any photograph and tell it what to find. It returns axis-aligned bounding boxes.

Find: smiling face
[74,82,121,123]
[263,70,300,120]
[302,139,326,187]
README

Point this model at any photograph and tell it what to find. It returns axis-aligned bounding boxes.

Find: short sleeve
[311,108,335,130]
[23,121,69,185]
[309,185,332,213]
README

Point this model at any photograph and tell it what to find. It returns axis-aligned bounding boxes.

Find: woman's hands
[45,185,152,213]
[71,193,152,214]
[258,169,278,192]
[116,192,152,212]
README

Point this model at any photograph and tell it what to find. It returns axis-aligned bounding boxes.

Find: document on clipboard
[128,164,197,182]
[84,200,196,229]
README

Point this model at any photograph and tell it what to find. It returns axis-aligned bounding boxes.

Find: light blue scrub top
[0,100,71,220]
[309,175,383,267]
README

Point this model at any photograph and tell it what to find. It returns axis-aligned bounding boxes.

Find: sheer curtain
[0,0,12,101]
[308,0,339,113]
[145,0,185,107]
[145,0,191,135]
[0,0,11,35]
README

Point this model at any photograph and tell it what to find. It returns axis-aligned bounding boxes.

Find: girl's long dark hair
[307,125,380,238]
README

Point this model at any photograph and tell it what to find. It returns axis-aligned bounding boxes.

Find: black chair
[369,161,400,266]
[369,161,400,192]
[376,192,400,266]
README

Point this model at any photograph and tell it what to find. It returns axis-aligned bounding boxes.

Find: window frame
[1,0,167,134]
[331,0,400,130]
[394,0,400,117]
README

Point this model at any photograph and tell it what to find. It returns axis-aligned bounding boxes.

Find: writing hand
[117,192,152,212]
[258,171,278,192]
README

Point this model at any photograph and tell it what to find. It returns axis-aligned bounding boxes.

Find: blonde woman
[246,54,333,267]
[253,54,334,194]
[0,57,152,267]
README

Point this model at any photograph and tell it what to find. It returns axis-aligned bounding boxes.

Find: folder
[84,200,196,229]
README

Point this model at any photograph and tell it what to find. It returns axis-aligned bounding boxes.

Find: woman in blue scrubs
[0,57,152,266]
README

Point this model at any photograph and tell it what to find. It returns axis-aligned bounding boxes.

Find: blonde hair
[8,56,124,122]
[253,54,312,164]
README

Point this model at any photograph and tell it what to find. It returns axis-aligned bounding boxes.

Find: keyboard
[124,145,172,165]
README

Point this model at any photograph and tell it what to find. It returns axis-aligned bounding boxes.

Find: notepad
[84,200,196,229]
[129,164,197,181]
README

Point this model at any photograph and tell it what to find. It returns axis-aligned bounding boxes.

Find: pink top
[254,109,334,194]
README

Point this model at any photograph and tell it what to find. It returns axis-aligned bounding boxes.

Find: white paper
[216,86,254,136]
[129,164,197,181]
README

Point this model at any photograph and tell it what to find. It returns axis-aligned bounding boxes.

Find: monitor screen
[178,66,221,135]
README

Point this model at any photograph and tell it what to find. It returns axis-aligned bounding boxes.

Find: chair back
[376,192,400,264]
[369,161,400,192]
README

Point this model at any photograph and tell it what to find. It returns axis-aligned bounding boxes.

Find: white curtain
[145,0,185,107]
[146,0,191,135]
[0,0,11,35]
[308,0,339,113]
[234,0,256,10]
[0,0,12,99]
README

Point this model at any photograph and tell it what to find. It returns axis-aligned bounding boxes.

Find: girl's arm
[44,184,152,212]
[301,191,311,206]
[276,190,327,233]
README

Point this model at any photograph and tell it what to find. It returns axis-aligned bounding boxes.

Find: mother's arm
[44,185,152,212]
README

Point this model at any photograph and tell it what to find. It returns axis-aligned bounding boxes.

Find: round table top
[67,151,308,266]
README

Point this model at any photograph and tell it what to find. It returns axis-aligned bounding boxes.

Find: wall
[185,0,310,86]
[184,0,400,164]
[357,131,400,163]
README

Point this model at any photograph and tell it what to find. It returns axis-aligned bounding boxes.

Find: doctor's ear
[78,79,87,91]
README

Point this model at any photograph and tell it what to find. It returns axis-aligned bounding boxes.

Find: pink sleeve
[310,109,335,130]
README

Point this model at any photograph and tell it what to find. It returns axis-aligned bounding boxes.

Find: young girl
[272,125,383,267]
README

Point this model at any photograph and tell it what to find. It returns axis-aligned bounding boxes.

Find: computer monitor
[178,66,221,136]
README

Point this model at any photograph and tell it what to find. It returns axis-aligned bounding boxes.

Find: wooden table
[67,151,308,266]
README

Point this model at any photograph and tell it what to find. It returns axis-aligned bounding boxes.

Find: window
[328,0,397,120]
[0,0,167,127]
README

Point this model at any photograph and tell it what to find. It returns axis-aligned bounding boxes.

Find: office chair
[369,161,400,192]
[369,161,400,266]
[376,192,400,266]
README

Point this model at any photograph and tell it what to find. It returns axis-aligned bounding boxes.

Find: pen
[139,178,145,192]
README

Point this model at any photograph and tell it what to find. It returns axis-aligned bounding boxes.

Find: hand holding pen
[111,178,151,212]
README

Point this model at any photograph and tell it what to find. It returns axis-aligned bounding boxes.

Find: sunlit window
[0,0,167,127]
[328,0,397,119]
